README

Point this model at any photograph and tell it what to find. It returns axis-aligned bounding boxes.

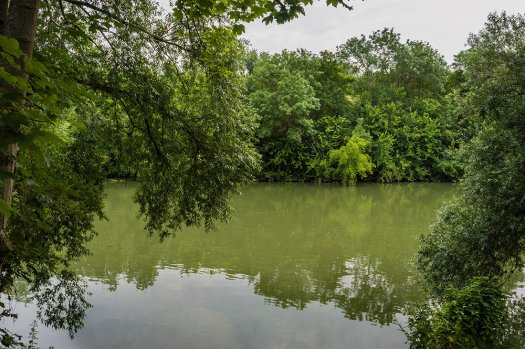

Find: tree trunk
[0,0,9,35]
[0,0,39,253]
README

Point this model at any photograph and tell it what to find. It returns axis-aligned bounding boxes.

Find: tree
[405,277,519,349]
[334,29,467,183]
[354,100,462,182]
[256,49,353,119]
[337,28,448,105]
[246,50,353,181]
[0,0,39,257]
[325,134,373,185]
[0,0,356,340]
[247,53,320,180]
[416,12,525,293]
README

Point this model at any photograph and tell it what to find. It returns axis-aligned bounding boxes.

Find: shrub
[406,277,519,349]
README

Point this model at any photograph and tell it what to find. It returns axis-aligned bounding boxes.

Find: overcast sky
[242,0,525,62]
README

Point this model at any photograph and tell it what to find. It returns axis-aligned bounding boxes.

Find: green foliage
[412,13,525,349]
[34,271,91,338]
[0,33,75,191]
[406,278,515,349]
[313,115,352,152]
[314,51,354,117]
[352,100,462,182]
[507,297,525,348]
[337,28,448,105]
[174,0,353,27]
[334,28,467,183]
[247,30,469,184]
[417,12,525,293]
[2,127,106,289]
[247,51,320,180]
[247,50,352,122]
[246,50,357,181]
[28,0,260,239]
[133,62,260,237]
[324,135,373,185]
[1,0,263,340]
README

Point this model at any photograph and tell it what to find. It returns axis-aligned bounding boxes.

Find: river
[4,182,514,348]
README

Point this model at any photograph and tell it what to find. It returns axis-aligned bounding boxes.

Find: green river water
[6,182,520,349]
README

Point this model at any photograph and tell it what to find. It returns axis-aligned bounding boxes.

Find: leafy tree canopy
[417,12,525,294]
[0,0,358,336]
[337,28,449,104]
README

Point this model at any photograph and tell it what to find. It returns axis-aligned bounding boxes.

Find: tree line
[101,28,470,186]
[246,30,468,184]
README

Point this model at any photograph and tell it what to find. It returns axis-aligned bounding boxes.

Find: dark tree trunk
[0,0,39,253]
[0,0,9,35]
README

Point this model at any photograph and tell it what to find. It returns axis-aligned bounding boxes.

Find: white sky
[241,0,525,62]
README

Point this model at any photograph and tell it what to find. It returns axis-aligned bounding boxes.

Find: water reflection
[75,182,456,326]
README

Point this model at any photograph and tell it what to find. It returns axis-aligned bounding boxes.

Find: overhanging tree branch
[337,0,355,11]
[61,0,193,53]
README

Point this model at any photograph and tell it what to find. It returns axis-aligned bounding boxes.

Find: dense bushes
[246,31,470,184]
[321,134,374,185]
[99,30,470,185]
[417,12,525,292]
[411,12,525,348]
[406,278,523,349]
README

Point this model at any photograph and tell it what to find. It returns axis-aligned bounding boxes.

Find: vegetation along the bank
[247,29,468,184]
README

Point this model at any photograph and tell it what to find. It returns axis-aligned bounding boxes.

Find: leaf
[25,179,39,187]
[24,58,48,76]
[0,52,20,69]
[232,24,245,35]
[0,35,23,57]
[0,199,11,218]
[173,8,184,20]
[215,2,227,13]
[31,129,64,146]
[0,67,32,93]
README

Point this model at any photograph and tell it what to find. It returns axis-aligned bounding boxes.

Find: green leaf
[173,8,184,20]
[232,24,245,35]
[0,35,22,57]
[24,58,48,76]
[0,52,20,69]
[0,67,32,93]
[0,199,11,218]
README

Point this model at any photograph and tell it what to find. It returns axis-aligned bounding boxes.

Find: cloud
[242,0,525,62]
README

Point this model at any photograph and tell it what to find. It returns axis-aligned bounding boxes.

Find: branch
[57,0,106,52]
[142,115,169,168]
[61,0,193,53]
[273,0,286,11]
[337,1,354,11]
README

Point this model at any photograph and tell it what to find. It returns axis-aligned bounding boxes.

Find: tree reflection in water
[6,182,524,346]
[73,182,459,326]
